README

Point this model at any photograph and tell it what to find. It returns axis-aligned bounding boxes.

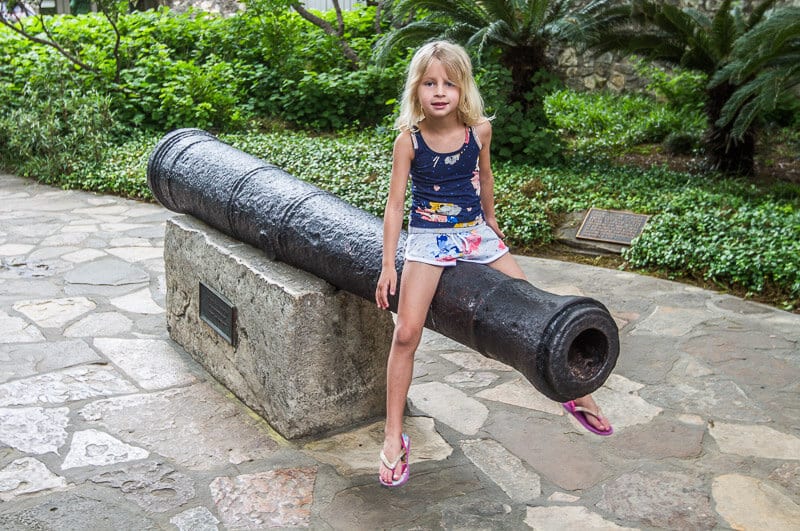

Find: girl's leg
[488,253,612,433]
[380,261,443,484]
[486,252,525,279]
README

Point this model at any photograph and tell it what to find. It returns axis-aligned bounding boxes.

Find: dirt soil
[615,140,800,184]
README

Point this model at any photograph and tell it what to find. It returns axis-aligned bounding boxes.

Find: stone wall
[554,48,636,92]
[553,0,800,92]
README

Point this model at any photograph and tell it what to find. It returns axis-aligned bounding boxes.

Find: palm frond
[373,19,449,65]
[570,1,637,51]
[746,0,780,28]
[481,19,518,48]
[524,0,551,33]
[583,0,755,73]
[465,26,491,60]
[393,0,488,29]
[591,30,687,61]
[732,7,800,63]
[718,66,799,138]
[710,5,800,140]
[709,0,735,59]
[711,6,800,85]
[668,6,709,40]
[477,0,517,31]
[680,45,717,72]
[443,22,486,46]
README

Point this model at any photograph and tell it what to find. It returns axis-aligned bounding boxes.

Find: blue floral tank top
[409,127,483,230]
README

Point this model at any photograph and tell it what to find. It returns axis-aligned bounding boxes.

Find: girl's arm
[475,121,505,239]
[376,132,413,309]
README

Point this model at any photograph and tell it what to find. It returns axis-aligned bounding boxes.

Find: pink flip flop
[563,400,614,436]
[379,433,410,487]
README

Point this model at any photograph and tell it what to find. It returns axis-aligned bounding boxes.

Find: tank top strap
[410,130,419,151]
[469,126,483,150]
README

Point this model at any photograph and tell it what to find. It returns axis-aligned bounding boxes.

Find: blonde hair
[395,41,488,132]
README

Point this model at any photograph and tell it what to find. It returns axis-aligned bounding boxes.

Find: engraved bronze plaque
[576,208,650,245]
[199,282,236,345]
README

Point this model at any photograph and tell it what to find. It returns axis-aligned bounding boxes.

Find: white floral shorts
[404,223,509,266]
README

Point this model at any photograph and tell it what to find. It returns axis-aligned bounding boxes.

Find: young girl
[375,41,612,488]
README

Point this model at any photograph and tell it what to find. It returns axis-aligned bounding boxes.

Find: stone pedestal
[164,215,393,439]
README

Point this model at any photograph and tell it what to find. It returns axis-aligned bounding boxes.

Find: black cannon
[147,129,619,402]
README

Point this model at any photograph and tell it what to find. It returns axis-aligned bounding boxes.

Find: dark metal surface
[147,128,619,402]
[576,207,650,245]
[199,282,236,346]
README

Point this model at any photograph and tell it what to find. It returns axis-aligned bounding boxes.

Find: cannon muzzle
[147,129,619,402]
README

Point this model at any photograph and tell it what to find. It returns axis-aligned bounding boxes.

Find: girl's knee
[393,321,423,349]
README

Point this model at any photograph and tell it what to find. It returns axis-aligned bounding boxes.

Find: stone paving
[0,172,798,530]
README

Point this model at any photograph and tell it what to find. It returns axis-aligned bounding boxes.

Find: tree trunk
[129,0,161,11]
[704,81,756,176]
[500,43,549,110]
[291,1,361,68]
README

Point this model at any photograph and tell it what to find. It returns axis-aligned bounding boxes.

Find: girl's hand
[375,267,397,310]
[486,218,506,240]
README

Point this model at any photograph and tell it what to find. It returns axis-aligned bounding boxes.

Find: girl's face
[417,58,460,121]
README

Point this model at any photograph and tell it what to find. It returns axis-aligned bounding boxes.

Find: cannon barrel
[147,129,619,402]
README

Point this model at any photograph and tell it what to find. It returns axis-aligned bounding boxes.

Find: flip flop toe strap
[572,405,605,422]
[380,448,406,471]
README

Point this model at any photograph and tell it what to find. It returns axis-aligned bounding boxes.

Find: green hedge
[544,89,706,157]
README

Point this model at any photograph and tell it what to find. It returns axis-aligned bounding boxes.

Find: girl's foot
[378,434,410,487]
[569,395,613,434]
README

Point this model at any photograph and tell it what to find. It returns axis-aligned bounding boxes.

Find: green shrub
[763,91,800,129]
[490,162,554,244]
[0,83,116,182]
[223,2,401,130]
[543,88,705,157]
[624,186,800,304]
[480,66,564,165]
[113,10,250,131]
[269,64,404,131]
[0,10,251,135]
[0,5,404,136]
[634,60,707,114]
[120,52,247,131]
[663,131,700,155]
[119,6,227,61]
[63,134,158,199]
